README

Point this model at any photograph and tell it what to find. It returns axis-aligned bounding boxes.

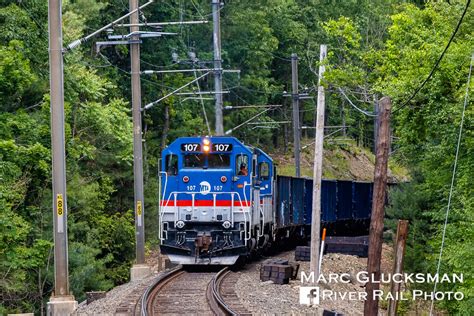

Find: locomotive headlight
[222,221,232,229]
[183,176,190,183]
[176,220,185,229]
[220,176,227,183]
[203,137,211,152]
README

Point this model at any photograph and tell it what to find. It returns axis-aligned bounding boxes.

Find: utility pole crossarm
[116,20,209,27]
[225,105,282,110]
[142,68,240,75]
[65,0,154,51]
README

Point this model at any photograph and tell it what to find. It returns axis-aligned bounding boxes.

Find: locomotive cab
[159,136,273,265]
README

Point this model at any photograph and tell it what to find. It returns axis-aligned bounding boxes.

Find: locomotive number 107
[212,144,233,152]
[181,143,200,152]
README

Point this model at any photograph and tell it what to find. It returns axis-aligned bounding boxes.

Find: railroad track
[140,265,250,315]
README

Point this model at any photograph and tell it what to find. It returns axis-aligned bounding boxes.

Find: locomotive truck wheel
[249,238,257,252]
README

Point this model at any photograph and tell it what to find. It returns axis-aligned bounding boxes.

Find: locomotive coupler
[194,232,212,262]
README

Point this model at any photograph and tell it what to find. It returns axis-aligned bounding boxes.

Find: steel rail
[208,267,238,316]
[140,265,183,316]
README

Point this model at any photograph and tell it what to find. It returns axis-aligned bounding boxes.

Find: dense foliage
[0,0,472,314]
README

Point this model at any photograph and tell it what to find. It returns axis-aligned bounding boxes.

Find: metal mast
[291,53,301,177]
[130,0,145,264]
[48,0,69,297]
[212,0,224,135]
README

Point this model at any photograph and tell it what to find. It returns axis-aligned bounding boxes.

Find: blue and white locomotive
[159,136,274,264]
[159,136,375,265]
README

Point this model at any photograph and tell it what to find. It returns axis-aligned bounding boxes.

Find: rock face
[273,142,410,183]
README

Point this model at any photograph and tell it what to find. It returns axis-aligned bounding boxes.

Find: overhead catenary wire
[225,107,275,135]
[192,67,211,134]
[93,54,177,90]
[337,87,377,117]
[429,53,473,316]
[393,0,471,113]
[143,71,211,110]
[159,0,225,20]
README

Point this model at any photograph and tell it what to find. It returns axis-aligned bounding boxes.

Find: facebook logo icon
[300,287,320,305]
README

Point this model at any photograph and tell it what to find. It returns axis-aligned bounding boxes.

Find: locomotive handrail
[160,190,252,246]
[161,190,249,207]
[191,193,195,220]
[158,171,168,242]
[242,181,252,241]
[258,205,264,238]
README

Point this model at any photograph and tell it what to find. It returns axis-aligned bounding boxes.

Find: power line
[140,58,178,70]
[429,53,473,316]
[159,0,225,20]
[393,0,471,113]
[190,0,205,19]
[337,87,377,117]
[88,54,182,91]
[191,67,211,134]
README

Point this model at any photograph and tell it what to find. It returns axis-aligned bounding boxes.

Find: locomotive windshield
[183,153,230,169]
[184,154,205,168]
[208,154,230,168]
[165,154,178,175]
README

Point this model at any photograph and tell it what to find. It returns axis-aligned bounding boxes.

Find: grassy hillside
[272,138,409,182]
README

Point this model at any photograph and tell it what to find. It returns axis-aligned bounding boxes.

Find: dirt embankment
[272,139,409,182]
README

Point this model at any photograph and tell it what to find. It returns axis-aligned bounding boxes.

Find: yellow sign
[57,194,64,216]
[137,201,142,216]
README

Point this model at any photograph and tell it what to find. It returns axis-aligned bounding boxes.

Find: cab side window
[259,162,270,180]
[236,155,249,176]
[165,154,178,176]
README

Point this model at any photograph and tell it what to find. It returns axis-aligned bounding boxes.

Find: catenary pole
[364,96,392,315]
[291,53,301,177]
[310,44,327,277]
[48,0,70,297]
[212,0,223,135]
[47,0,78,313]
[130,0,145,264]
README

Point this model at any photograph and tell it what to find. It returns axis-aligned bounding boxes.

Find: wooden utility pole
[388,220,409,316]
[373,96,379,154]
[291,53,301,177]
[364,96,392,316]
[310,44,327,276]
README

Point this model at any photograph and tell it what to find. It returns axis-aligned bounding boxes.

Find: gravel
[73,261,162,315]
[74,245,393,315]
[234,249,391,315]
